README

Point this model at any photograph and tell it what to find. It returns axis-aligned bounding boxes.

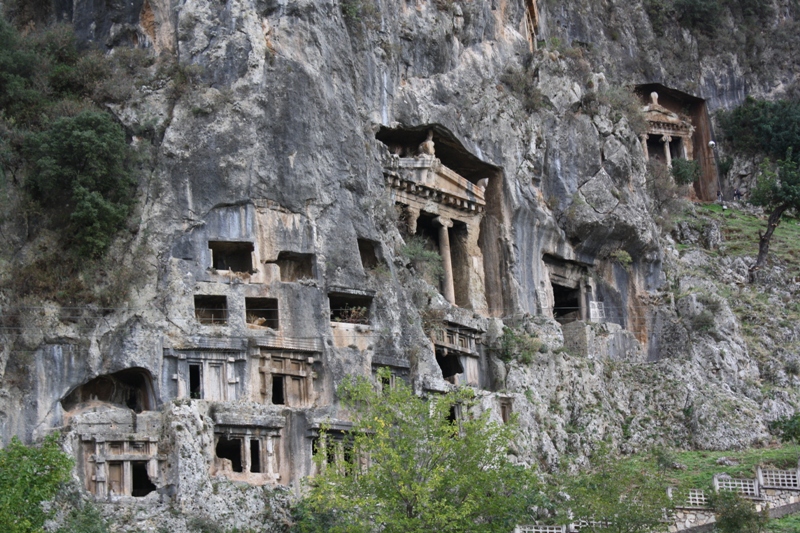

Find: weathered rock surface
[0,0,799,530]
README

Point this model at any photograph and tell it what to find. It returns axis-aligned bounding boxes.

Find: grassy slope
[691,203,800,275]
[768,513,800,532]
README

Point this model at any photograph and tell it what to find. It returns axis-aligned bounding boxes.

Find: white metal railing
[515,526,566,533]
[758,467,800,489]
[687,488,709,507]
[714,475,759,497]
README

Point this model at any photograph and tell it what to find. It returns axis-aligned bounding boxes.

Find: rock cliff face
[1,0,799,530]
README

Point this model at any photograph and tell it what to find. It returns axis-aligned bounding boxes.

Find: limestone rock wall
[1,0,799,530]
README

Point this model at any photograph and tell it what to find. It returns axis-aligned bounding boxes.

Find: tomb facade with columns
[377,125,506,313]
[636,84,719,201]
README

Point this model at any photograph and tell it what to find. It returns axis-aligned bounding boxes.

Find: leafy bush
[0,435,73,533]
[770,414,800,443]
[25,111,135,256]
[692,310,716,332]
[400,235,444,283]
[500,64,548,113]
[0,17,141,259]
[55,504,110,533]
[674,0,723,36]
[644,0,673,35]
[671,158,701,185]
[711,490,768,533]
[646,160,688,220]
[610,249,633,267]
[500,327,543,364]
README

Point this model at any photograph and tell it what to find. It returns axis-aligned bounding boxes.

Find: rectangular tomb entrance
[82,437,160,499]
[431,323,482,387]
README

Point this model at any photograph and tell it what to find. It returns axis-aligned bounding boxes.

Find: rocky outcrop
[1,0,799,530]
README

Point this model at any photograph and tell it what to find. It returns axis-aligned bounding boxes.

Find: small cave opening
[246,297,279,329]
[61,368,156,413]
[552,283,581,325]
[273,251,314,282]
[357,238,380,270]
[216,436,243,473]
[435,349,464,381]
[209,241,254,273]
[131,461,156,497]
[194,295,228,325]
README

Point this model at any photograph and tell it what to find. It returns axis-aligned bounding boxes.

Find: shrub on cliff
[25,111,135,257]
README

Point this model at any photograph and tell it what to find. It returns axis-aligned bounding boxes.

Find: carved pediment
[383,156,486,212]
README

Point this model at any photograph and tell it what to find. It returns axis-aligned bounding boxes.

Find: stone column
[661,135,672,167]
[579,282,588,322]
[434,216,455,305]
[640,133,649,160]
[406,206,420,235]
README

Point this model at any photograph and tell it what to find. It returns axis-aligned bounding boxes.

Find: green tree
[769,414,800,443]
[292,371,543,533]
[719,98,800,161]
[671,158,701,185]
[0,435,73,533]
[25,110,135,256]
[559,447,672,533]
[748,151,800,275]
[711,490,768,533]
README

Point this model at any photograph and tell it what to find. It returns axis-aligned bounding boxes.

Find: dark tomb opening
[246,297,279,329]
[436,349,464,380]
[274,251,314,282]
[250,440,262,473]
[500,400,512,424]
[61,368,156,413]
[647,137,665,163]
[413,213,444,290]
[447,404,459,424]
[216,436,243,472]
[272,375,285,405]
[329,293,372,324]
[357,238,379,270]
[552,283,581,325]
[343,442,355,475]
[189,364,202,399]
[131,461,156,497]
[209,241,254,273]
[194,295,228,325]
[669,137,684,160]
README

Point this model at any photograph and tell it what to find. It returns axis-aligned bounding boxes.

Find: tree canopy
[719,98,800,162]
[557,447,672,533]
[292,371,544,533]
[0,435,73,533]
